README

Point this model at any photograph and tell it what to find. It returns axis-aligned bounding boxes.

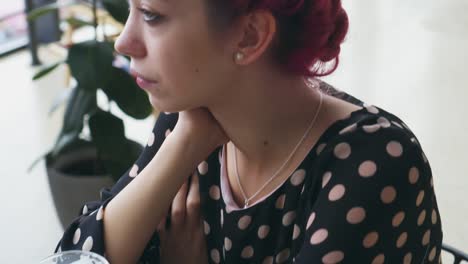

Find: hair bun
[272,0,305,15]
[319,8,348,62]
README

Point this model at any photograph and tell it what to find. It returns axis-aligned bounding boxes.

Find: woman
[55,0,443,263]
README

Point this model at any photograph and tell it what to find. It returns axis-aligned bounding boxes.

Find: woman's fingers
[186,171,201,225]
[171,179,189,227]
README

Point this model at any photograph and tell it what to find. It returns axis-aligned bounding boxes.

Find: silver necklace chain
[233,83,323,208]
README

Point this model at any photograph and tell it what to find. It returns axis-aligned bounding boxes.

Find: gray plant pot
[46,144,115,230]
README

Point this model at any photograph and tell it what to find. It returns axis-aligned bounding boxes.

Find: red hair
[206,0,349,77]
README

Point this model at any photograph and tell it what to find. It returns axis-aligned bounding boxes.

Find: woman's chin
[148,95,182,114]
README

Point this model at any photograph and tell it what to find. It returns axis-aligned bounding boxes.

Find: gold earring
[235,52,244,62]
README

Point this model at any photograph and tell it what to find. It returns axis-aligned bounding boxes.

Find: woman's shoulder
[315,81,427,162]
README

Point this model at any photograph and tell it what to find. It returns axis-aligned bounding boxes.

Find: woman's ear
[233,10,277,65]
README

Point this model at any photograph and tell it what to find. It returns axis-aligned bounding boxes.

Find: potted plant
[28,0,154,228]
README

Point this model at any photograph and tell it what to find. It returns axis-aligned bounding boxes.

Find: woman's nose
[114,23,147,58]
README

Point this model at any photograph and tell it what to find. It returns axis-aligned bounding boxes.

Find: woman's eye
[138,8,162,23]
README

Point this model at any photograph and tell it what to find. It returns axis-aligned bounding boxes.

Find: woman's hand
[173,107,229,154]
[158,172,209,264]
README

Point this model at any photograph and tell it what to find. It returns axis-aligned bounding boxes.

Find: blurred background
[0,0,466,262]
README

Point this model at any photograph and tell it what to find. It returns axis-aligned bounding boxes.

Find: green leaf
[88,109,142,180]
[102,67,153,119]
[67,41,114,91]
[51,131,82,158]
[65,17,94,29]
[32,61,64,80]
[27,149,51,173]
[27,0,76,21]
[48,88,73,116]
[50,85,97,158]
[60,85,97,135]
[102,0,129,24]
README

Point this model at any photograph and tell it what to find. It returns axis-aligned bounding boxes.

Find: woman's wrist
[169,127,219,163]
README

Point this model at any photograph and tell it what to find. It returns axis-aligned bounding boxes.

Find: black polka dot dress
[54,83,443,263]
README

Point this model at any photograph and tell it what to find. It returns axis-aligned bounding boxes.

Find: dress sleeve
[54,112,179,264]
[294,124,443,263]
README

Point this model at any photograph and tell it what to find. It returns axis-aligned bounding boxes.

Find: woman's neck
[207,73,324,175]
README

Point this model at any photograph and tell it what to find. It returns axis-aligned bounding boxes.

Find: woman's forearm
[103,131,210,263]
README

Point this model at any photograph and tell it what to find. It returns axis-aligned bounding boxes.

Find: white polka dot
[416,190,425,207]
[359,161,377,177]
[211,249,220,263]
[403,252,412,264]
[82,236,93,251]
[363,124,381,133]
[346,207,366,224]
[322,250,344,264]
[282,211,296,226]
[371,253,385,264]
[209,185,221,200]
[204,221,210,235]
[422,151,428,163]
[316,143,326,155]
[363,231,379,248]
[417,210,426,226]
[334,143,351,159]
[307,212,316,229]
[129,164,139,178]
[381,186,397,204]
[224,237,232,251]
[275,248,290,264]
[310,228,328,245]
[392,211,405,227]
[322,171,332,188]
[238,215,252,230]
[73,228,81,245]
[422,230,431,246]
[147,132,155,147]
[290,169,306,186]
[220,209,224,227]
[366,106,379,114]
[386,141,403,157]
[241,246,254,258]
[377,117,391,128]
[198,161,209,175]
[392,121,403,129]
[409,167,419,184]
[96,206,104,221]
[262,256,274,264]
[339,123,358,135]
[293,224,301,240]
[218,149,223,164]
[432,209,438,224]
[258,225,270,239]
[402,122,410,130]
[275,194,286,209]
[82,205,88,215]
[428,246,437,261]
[165,129,171,138]
[328,184,346,201]
[164,112,171,115]
[396,232,408,248]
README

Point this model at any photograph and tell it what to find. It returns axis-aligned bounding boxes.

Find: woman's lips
[134,74,158,90]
